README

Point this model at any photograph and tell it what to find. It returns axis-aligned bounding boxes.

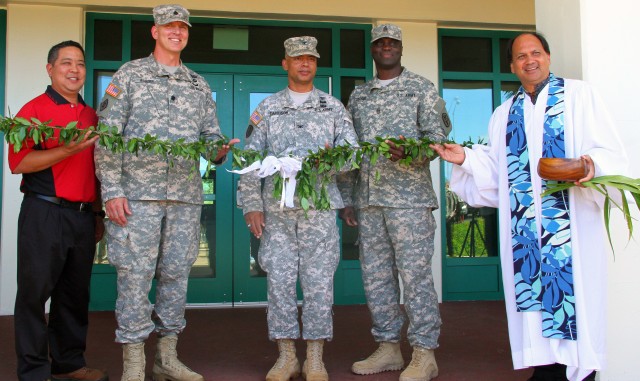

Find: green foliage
[0,115,475,214]
[543,175,640,254]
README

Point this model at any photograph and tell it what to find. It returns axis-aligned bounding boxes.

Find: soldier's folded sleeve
[237,104,268,214]
[334,103,360,173]
[418,82,451,142]
[95,70,130,201]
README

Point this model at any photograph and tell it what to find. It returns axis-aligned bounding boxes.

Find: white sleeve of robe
[449,79,629,381]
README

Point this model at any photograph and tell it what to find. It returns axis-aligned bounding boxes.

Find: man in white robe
[431,32,629,381]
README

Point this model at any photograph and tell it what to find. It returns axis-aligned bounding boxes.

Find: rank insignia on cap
[105,83,122,98]
[250,111,262,125]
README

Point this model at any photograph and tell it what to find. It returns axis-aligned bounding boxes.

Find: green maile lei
[3,116,638,250]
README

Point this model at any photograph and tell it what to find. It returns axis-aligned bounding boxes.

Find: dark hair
[506,32,550,64]
[47,40,85,65]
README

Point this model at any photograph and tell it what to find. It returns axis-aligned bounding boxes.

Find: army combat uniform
[95,54,224,344]
[238,87,358,341]
[339,68,452,349]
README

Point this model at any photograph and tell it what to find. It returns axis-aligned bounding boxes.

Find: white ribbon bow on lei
[229,156,303,210]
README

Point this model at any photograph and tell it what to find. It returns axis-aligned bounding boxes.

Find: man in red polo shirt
[8,40,108,381]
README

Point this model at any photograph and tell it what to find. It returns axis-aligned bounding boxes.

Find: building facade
[0,1,638,379]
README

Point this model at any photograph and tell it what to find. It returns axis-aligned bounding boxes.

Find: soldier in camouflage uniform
[94,5,238,381]
[337,24,452,381]
[237,36,358,381]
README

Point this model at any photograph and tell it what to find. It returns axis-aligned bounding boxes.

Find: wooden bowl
[537,157,588,181]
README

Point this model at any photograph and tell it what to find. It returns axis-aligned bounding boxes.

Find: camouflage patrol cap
[153,4,192,27]
[371,24,402,43]
[284,36,320,58]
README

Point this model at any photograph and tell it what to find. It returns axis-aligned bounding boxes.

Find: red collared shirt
[8,86,99,202]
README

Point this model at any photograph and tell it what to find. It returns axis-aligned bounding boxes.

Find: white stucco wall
[536,0,640,380]
[0,4,85,315]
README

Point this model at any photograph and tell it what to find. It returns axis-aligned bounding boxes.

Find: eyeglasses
[372,39,401,48]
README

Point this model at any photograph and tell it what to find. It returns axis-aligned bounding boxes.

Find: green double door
[91,73,365,309]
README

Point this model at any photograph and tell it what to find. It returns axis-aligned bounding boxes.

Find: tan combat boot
[266,339,301,381]
[302,340,328,381]
[399,346,438,381]
[351,341,404,375]
[152,335,204,381]
[122,342,145,381]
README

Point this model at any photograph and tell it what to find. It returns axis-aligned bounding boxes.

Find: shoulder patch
[99,98,109,112]
[105,83,122,98]
[442,112,451,128]
[245,124,254,139]
[250,110,262,125]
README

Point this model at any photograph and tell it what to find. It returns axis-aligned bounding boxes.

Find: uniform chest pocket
[129,79,166,123]
[267,114,297,155]
[173,85,208,125]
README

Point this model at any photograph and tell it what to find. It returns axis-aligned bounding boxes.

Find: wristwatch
[94,210,106,218]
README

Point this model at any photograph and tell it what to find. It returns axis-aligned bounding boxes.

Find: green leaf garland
[3,115,637,248]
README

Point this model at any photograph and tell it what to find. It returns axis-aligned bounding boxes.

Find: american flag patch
[250,111,262,125]
[105,83,122,98]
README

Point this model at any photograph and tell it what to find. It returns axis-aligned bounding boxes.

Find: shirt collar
[147,53,191,81]
[283,87,321,109]
[45,85,86,106]
[371,67,405,90]
[527,75,550,104]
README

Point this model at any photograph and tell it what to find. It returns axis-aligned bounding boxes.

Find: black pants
[529,363,597,381]
[14,197,96,381]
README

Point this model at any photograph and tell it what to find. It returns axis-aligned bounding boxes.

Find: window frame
[438,28,524,301]
[85,13,373,108]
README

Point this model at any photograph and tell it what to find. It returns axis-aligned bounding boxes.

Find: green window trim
[438,28,523,301]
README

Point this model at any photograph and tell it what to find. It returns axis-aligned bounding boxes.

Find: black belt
[26,192,93,212]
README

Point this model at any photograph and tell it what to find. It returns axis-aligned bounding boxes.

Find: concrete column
[536,1,640,380]
[0,4,85,315]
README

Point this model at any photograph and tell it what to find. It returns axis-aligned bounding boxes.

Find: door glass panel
[442,80,498,257]
[441,36,492,72]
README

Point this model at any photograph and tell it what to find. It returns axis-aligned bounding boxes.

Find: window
[439,29,521,259]
[85,14,372,109]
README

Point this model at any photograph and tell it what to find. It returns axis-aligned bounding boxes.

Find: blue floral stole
[506,74,577,340]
